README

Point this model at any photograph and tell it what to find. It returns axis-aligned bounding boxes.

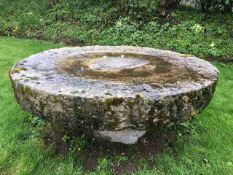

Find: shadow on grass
[43,126,182,174]
[26,114,201,174]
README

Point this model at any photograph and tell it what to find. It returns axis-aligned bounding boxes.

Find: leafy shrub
[193,0,233,12]
[0,0,233,61]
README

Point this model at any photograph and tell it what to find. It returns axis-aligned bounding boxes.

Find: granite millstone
[9,46,219,144]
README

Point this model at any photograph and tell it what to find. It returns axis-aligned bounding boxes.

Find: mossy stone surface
[10,46,219,144]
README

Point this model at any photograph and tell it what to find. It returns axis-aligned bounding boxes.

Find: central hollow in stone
[88,56,150,71]
[58,52,204,85]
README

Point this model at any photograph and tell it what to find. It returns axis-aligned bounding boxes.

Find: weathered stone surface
[9,46,218,144]
[94,129,146,144]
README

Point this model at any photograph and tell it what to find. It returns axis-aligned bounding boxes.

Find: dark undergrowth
[0,0,233,61]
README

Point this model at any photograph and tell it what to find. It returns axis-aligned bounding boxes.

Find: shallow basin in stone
[10,46,218,144]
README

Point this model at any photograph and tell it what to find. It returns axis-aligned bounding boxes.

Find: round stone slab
[9,46,219,144]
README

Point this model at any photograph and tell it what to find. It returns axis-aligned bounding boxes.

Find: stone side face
[9,46,219,144]
[11,76,217,134]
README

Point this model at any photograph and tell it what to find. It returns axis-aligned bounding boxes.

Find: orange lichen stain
[182,54,194,58]
[11,67,27,74]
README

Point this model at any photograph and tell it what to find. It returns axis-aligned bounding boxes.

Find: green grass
[0,37,233,174]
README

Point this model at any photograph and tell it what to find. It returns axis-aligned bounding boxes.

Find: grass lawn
[0,36,233,175]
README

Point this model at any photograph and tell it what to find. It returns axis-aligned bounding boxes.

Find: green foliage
[96,158,114,173]
[29,116,45,127]
[69,137,89,152]
[0,1,232,60]
[88,157,114,175]
[115,155,128,162]
[196,0,233,12]
[62,134,89,153]
[116,0,160,20]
